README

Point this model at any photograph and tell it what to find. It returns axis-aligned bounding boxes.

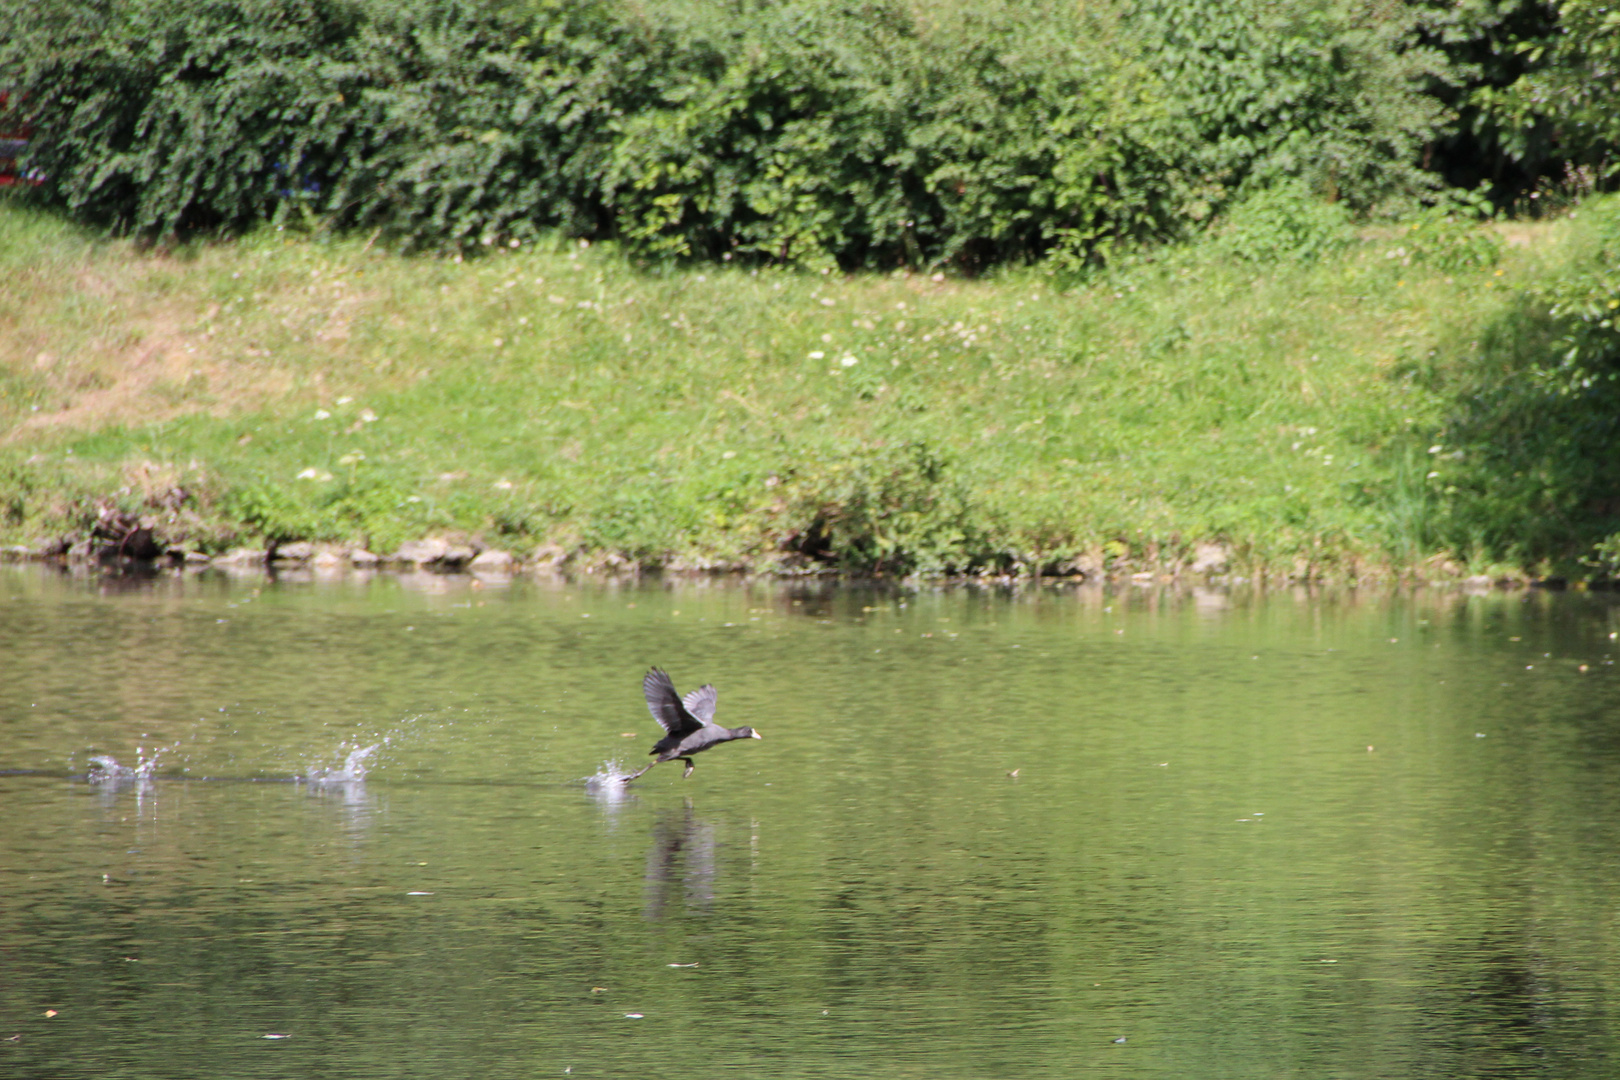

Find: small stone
[184,551,212,564]
[275,541,316,562]
[215,547,267,564]
[347,548,380,567]
[1067,552,1105,579]
[530,543,569,569]
[37,536,73,558]
[312,550,343,569]
[1191,542,1229,574]
[441,544,477,567]
[394,538,450,565]
[469,549,513,571]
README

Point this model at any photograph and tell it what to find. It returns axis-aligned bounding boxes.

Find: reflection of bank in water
[644,801,717,920]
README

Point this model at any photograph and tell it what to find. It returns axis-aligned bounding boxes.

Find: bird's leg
[680,758,695,779]
[621,760,658,784]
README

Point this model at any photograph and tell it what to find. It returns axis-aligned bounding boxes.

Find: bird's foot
[681,759,695,779]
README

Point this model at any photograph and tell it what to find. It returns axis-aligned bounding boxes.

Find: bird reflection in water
[644,800,717,920]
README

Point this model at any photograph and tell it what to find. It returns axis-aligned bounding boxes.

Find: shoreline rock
[0,531,1559,589]
[469,549,514,572]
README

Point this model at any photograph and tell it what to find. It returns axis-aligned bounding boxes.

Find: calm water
[4,565,1620,1078]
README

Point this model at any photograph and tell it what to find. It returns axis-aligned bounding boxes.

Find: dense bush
[0,0,629,242]
[596,2,1179,268]
[1120,0,1451,217]
[1471,0,1620,192]
[1,0,1481,266]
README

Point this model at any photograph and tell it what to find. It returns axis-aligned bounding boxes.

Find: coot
[622,668,761,782]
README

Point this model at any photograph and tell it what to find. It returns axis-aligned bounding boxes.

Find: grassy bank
[0,201,1603,579]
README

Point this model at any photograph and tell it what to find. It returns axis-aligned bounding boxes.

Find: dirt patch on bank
[1,258,351,442]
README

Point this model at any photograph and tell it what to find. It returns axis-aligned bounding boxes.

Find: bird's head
[740,727,762,740]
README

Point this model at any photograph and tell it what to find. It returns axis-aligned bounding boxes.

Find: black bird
[622,668,761,783]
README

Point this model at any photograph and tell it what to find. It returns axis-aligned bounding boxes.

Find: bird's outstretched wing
[682,683,718,726]
[644,668,703,737]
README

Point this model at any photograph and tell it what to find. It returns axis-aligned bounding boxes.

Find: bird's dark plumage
[623,668,761,782]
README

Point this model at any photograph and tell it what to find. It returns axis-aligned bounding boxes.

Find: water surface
[4,566,1620,1078]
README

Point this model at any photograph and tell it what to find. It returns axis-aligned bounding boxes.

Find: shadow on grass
[1422,197,1620,572]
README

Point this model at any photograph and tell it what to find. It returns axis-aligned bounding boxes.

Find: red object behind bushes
[0,90,41,186]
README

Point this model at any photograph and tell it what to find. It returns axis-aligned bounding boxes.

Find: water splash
[584,760,634,803]
[87,745,167,784]
[304,741,383,786]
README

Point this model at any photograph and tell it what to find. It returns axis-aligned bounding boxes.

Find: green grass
[0,201,1578,578]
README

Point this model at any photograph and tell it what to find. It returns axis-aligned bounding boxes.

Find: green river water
[4,565,1620,1078]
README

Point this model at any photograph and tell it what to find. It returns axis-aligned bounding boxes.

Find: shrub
[776,442,1005,575]
[1471,0,1620,189]
[1399,185,1502,272]
[1209,180,1354,264]
[0,0,1466,266]
[1120,0,1452,218]
[222,470,420,551]
[0,0,629,242]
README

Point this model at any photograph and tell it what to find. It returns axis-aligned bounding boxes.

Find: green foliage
[0,0,624,242]
[1399,185,1503,272]
[222,471,419,551]
[1472,0,1620,183]
[0,462,40,527]
[221,482,320,544]
[1368,444,1442,565]
[0,0,1178,267]
[581,481,686,562]
[1209,180,1355,264]
[1121,0,1450,218]
[778,442,1002,575]
[597,1,1179,269]
[1586,530,1620,577]
[0,0,1481,268]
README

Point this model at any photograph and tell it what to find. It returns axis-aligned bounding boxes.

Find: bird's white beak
[751,729,763,739]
